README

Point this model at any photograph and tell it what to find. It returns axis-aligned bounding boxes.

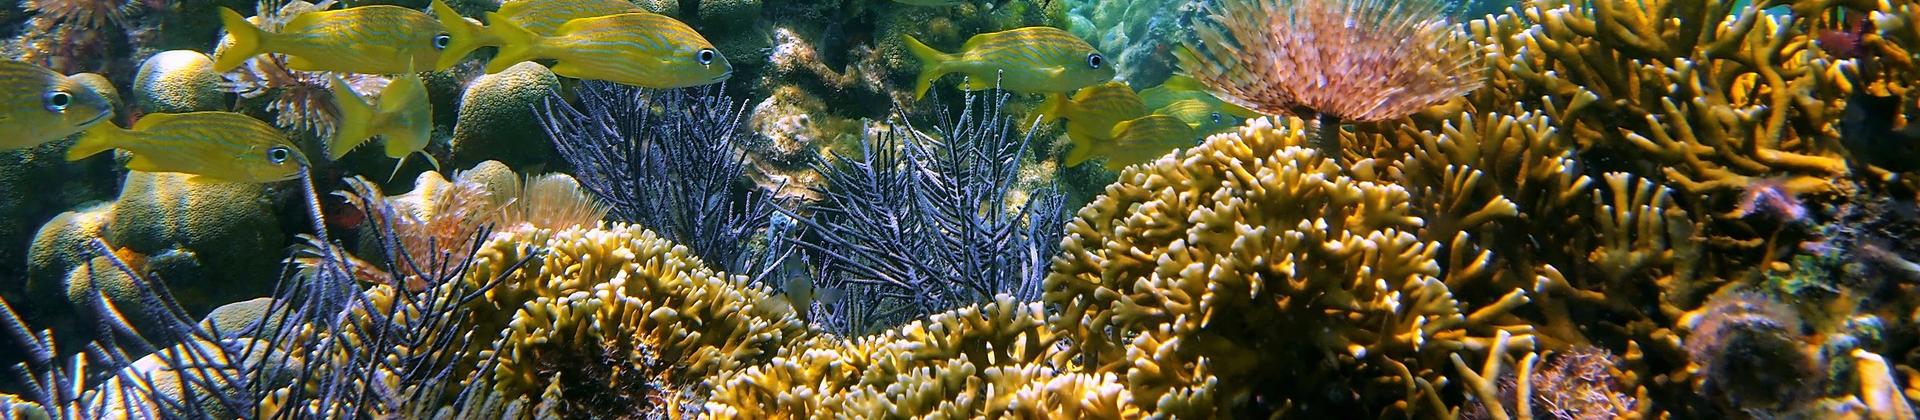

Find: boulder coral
[451,62,560,171]
[132,50,226,114]
[103,172,283,313]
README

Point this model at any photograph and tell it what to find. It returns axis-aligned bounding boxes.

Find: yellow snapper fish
[1156,98,1244,136]
[904,26,1115,100]
[0,60,115,151]
[486,12,734,88]
[1139,74,1259,118]
[1038,81,1147,145]
[430,0,642,69]
[215,5,454,74]
[1069,114,1198,171]
[67,112,308,183]
[329,73,438,175]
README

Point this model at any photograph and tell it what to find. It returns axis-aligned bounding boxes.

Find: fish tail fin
[1037,93,1067,124]
[431,0,487,71]
[902,35,951,100]
[66,125,125,161]
[486,13,539,74]
[214,7,267,72]
[328,76,376,160]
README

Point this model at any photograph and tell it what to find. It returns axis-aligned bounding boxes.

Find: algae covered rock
[132,50,227,114]
[451,62,560,171]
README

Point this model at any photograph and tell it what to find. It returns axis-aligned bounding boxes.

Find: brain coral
[133,50,227,114]
[1045,117,1535,416]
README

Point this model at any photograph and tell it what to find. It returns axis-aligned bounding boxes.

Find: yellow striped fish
[67,112,307,183]
[431,0,642,70]
[1038,81,1147,146]
[1139,74,1259,118]
[486,12,733,88]
[329,73,437,175]
[1070,115,1198,171]
[1155,98,1243,136]
[215,5,453,74]
[903,27,1114,100]
[0,60,115,151]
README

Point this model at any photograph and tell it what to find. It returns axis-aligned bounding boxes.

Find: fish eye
[433,34,451,50]
[44,91,72,112]
[1210,112,1223,123]
[1086,53,1104,69]
[267,147,291,164]
[697,48,716,65]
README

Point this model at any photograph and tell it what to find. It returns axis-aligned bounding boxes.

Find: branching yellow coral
[462,225,809,417]
[1046,117,1533,415]
[1469,0,1849,195]
[705,295,1210,418]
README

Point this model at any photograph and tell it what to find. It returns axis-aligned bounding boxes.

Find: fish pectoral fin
[123,154,166,172]
[962,76,995,91]
[283,55,323,72]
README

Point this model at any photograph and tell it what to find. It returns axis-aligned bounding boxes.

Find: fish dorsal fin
[131,112,189,130]
[958,32,994,53]
[279,10,326,33]
[1161,74,1202,90]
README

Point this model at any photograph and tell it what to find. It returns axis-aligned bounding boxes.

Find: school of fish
[3,0,1251,185]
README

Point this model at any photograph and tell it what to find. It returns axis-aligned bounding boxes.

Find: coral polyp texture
[1177,0,1483,125]
[1046,117,1534,415]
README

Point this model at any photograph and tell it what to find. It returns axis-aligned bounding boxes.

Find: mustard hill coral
[1046,117,1534,415]
[1178,0,1483,153]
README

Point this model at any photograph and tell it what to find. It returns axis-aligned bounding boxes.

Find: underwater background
[0,0,1917,417]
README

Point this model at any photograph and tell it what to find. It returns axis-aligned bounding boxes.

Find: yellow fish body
[1139,74,1259,118]
[431,0,642,69]
[215,5,453,74]
[1069,114,1197,171]
[0,60,115,151]
[67,112,307,183]
[486,12,734,89]
[329,73,433,167]
[1156,98,1243,136]
[1039,81,1147,145]
[904,27,1114,99]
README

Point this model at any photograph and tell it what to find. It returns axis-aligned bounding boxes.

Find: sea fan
[1178,0,1482,152]
[784,90,1068,335]
[538,82,776,276]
